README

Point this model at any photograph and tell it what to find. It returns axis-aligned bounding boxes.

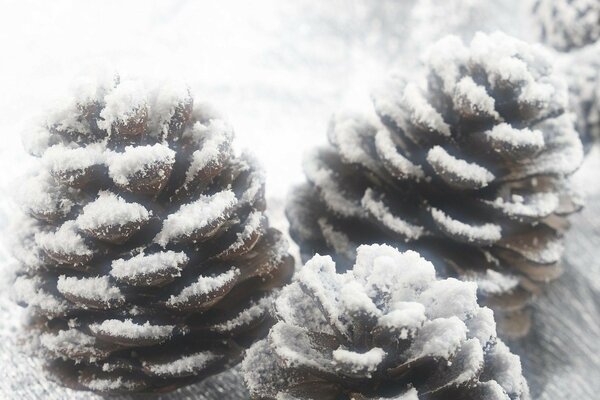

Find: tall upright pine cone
[531,0,600,51]
[12,75,294,393]
[243,244,531,400]
[286,32,583,338]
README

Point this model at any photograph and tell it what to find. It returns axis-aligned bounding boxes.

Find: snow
[426,146,495,188]
[151,81,192,135]
[76,191,151,231]
[466,306,497,345]
[486,124,544,150]
[361,188,425,240]
[83,376,141,392]
[42,144,104,174]
[40,329,98,359]
[223,211,264,254]
[418,278,478,320]
[98,79,147,133]
[374,129,425,180]
[89,319,175,340]
[56,275,124,304]
[453,76,500,119]
[35,221,92,257]
[145,351,220,376]
[377,302,426,332]
[487,340,527,397]
[185,120,232,183]
[332,347,386,373]
[327,113,378,171]
[154,190,237,246]
[13,276,69,315]
[166,267,240,307]
[110,251,188,281]
[106,143,176,186]
[408,317,467,359]
[269,322,331,371]
[212,296,271,333]
[402,82,452,136]
[430,207,502,243]
[19,172,74,219]
[486,192,558,219]
[469,270,520,295]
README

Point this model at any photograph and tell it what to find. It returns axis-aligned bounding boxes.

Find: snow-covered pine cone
[531,0,600,51]
[562,43,600,149]
[243,244,531,400]
[286,32,583,338]
[12,75,294,393]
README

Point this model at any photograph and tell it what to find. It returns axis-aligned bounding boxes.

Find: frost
[154,190,237,246]
[212,296,271,333]
[362,188,425,240]
[374,129,425,180]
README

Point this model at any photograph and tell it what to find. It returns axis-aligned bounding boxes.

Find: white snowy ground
[0,0,598,399]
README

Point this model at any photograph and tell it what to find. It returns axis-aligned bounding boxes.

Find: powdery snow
[56,275,124,304]
[76,191,151,231]
[402,83,452,136]
[13,276,69,315]
[110,251,188,280]
[83,377,141,392]
[145,351,220,376]
[332,347,386,373]
[453,76,500,119]
[106,143,175,186]
[42,144,104,173]
[166,268,240,307]
[98,79,147,133]
[362,188,425,240]
[185,120,232,184]
[212,296,271,333]
[89,319,175,340]
[430,207,502,243]
[374,129,425,180]
[486,123,544,149]
[408,316,467,359]
[426,146,494,188]
[154,190,237,246]
[40,329,98,358]
[36,221,92,257]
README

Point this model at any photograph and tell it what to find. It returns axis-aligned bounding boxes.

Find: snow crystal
[426,146,494,188]
[43,144,104,173]
[328,113,378,171]
[269,322,331,371]
[151,81,191,134]
[106,143,175,186]
[222,211,263,255]
[362,188,425,240]
[430,207,502,243]
[185,120,232,183]
[374,129,425,179]
[76,191,151,231]
[145,351,219,376]
[275,283,332,334]
[166,267,240,306]
[409,316,467,359]
[56,275,124,304]
[89,319,175,340]
[98,79,147,132]
[154,190,237,246]
[110,251,188,280]
[332,347,386,373]
[486,123,544,150]
[36,221,92,257]
[212,296,271,333]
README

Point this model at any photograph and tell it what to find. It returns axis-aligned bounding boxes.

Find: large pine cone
[12,75,294,393]
[243,244,531,400]
[531,0,600,51]
[286,32,583,338]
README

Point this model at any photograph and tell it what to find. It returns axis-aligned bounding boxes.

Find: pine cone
[562,43,600,149]
[12,75,294,393]
[286,32,583,338]
[531,0,600,51]
[242,244,531,400]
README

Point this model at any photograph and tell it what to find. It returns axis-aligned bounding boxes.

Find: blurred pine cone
[13,75,294,393]
[286,32,583,338]
[243,244,531,400]
[531,0,600,51]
